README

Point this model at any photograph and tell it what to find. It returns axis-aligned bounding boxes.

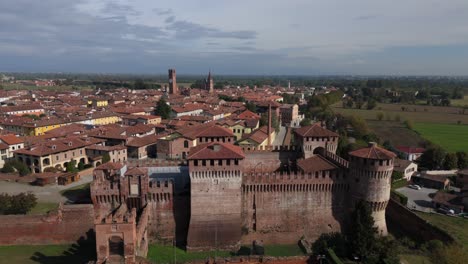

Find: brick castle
[90,123,396,263]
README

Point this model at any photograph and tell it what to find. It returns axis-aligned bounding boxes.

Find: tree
[348,115,370,138]
[300,118,312,127]
[133,79,147,90]
[403,119,414,130]
[0,192,37,215]
[245,102,257,113]
[66,159,78,173]
[456,151,468,169]
[349,200,378,260]
[102,153,111,164]
[155,98,172,119]
[312,232,348,257]
[443,153,458,170]
[367,99,377,110]
[419,146,446,170]
[1,160,30,176]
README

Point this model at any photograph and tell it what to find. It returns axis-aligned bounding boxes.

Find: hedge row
[326,248,343,264]
[391,190,408,206]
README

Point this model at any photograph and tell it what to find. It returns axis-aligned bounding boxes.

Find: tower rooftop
[349,142,396,160]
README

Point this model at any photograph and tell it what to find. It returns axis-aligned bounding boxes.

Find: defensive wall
[241,171,350,244]
[0,204,95,245]
[386,199,455,244]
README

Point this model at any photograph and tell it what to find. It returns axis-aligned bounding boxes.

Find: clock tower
[168,68,178,95]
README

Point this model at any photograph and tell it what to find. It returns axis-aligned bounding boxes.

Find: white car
[408,184,422,190]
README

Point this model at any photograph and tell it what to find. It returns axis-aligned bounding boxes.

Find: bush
[1,160,30,176]
[391,190,408,205]
[312,232,348,257]
[326,248,343,264]
[0,192,37,215]
[392,171,404,182]
[1,162,15,173]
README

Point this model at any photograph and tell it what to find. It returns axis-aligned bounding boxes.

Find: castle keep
[90,124,396,263]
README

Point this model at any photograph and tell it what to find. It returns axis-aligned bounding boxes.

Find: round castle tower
[348,142,396,235]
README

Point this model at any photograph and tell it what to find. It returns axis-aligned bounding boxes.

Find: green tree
[133,79,147,90]
[312,232,348,257]
[1,162,15,173]
[349,200,377,260]
[456,151,468,169]
[300,118,312,127]
[260,112,280,132]
[367,99,377,110]
[419,146,446,170]
[443,153,458,170]
[403,119,414,130]
[102,153,111,164]
[66,159,78,173]
[0,192,37,215]
[348,115,370,138]
[155,98,172,119]
[245,102,256,112]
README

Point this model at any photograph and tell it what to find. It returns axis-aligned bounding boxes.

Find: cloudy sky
[1,0,468,75]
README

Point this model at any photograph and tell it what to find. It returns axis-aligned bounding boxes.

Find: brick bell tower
[348,142,396,235]
[168,68,178,95]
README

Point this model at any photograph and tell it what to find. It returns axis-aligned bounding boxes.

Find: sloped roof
[188,142,245,160]
[349,143,397,160]
[294,124,338,137]
[237,110,260,120]
[297,155,338,173]
[178,123,234,140]
[0,134,23,145]
[95,162,124,170]
[125,167,147,176]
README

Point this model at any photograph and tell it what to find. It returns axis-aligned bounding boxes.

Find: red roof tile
[349,143,397,160]
[297,155,338,172]
[294,124,338,137]
[188,142,245,160]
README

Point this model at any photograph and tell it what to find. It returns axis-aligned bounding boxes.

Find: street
[396,186,438,212]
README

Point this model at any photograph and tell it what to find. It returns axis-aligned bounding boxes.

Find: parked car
[408,184,422,190]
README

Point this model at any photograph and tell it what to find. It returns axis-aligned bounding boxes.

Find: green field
[451,96,468,107]
[147,244,305,264]
[367,120,426,147]
[147,245,231,264]
[416,212,468,248]
[331,103,468,125]
[28,202,59,215]
[0,244,95,264]
[413,123,468,152]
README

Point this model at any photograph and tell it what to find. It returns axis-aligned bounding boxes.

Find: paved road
[396,186,438,212]
[0,174,93,203]
[273,126,287,146]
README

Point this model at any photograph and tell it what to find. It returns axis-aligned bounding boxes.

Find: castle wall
[0,204,94,245]
[243,151,301,172]
[187,162,243,251]
[147,182,176,244]
[241,173,349,244]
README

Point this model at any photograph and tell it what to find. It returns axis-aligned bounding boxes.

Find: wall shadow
[30,230,96,264]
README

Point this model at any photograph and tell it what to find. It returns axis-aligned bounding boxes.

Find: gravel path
[0,174,93,203]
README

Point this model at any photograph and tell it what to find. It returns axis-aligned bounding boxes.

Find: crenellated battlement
[241,145,300,153]
[242,170,348,184]
[242,182,350,193]
[125,159,186,167]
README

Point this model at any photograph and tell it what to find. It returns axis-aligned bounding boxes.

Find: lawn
[28,202,58,215]
[0,244,95,264]
[415,212,468,248]
[412,123,468,152]
[60,183,91,202]
[147,245,231,264]
[147,244,305,264]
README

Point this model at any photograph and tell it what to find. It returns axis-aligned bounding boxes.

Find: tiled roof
[126,135,160,147]
[237,110,260,120]
[294,124,338,137]
[297,155,338,172]
[188,142,245,160]
[349,143,397,160]
[177,123,234,140]
[125,167,147,176]
[15,137,103,157]
[396,146,425,154]
[0,134,24,145]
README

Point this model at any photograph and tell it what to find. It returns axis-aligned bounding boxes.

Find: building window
[210,160,214,166]
[184,140,189,148]
[64,154,67,159]
[202,160,206,166]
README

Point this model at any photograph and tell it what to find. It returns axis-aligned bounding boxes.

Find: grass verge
[415,212,468,248]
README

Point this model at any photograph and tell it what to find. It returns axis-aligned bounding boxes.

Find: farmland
[367,120,426,147]
[331,102,468,125]
[413,123,468,152]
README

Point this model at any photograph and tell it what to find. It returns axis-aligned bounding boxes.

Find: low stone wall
[386,199,454,243]
[0,204,95,245]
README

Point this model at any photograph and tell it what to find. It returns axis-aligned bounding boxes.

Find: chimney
[267,102,272,146]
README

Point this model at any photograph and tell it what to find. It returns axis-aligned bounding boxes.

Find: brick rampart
[0,204,95,245]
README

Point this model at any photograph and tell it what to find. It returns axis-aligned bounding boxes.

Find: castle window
[194,160,198,166]
[379,160,383,166]
[184,140,189,148]
[218,159,222,165]
[227,159,231,166]
[234,159,239,165]
[210,160,214,166]
[202,160,206,166]
[165,181,168,187]
[157,181,160,187]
